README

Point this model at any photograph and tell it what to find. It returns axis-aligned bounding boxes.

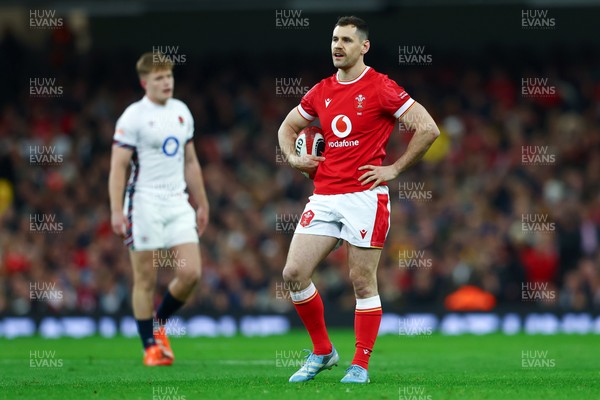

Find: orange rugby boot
[143,344,173,366]
[154,326,174,360]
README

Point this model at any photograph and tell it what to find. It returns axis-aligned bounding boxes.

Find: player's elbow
[184,156,196,167]
[416,124,440,144]
[431,126,441,140]
[277,122,294,140]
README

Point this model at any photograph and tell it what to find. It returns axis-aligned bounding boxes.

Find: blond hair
[136,52,173,78]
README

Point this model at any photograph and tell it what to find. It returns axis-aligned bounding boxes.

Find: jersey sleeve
[378,76,415,119]
[184,105,194,143]
[297,84,318,121]
[113,108,138,150]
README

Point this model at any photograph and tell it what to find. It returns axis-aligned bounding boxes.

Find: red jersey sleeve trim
[393,98,416,119]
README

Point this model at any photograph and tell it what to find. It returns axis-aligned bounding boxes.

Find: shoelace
[345,365,363,376]
[299,349,321,372]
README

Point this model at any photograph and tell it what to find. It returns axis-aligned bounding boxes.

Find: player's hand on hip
[111,211,127,237]
[289,154,325,174]
[358,164,399,190]
[196,207,209,237]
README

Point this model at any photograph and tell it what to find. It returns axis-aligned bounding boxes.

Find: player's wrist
[287,153,300,168]
[392,162,403,178]
[196,204,209,213]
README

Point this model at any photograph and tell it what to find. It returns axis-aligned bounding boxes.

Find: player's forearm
[278,123,299,164]
[108,166,127,213]
[392,126,440,176]
[184,162,209,211]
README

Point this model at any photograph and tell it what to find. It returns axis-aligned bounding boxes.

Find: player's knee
[133,277,156,293]
[354,285,376,299]
[282,266,296,284]
[282,264,304,284]
[180,267,201,286]
[350,270,375,297]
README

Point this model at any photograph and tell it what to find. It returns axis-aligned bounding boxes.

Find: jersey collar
[336,66,371,85]
[142,95,169,108]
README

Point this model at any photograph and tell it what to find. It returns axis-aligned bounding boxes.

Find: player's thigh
[127,195,165,250]
[164,200,199,249]
[284,233,339,280]
[348,244,382,282]
[170,242,201,282]
[339,186,391,249]
[129,249,158,289]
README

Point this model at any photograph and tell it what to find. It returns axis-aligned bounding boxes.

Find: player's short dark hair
[335,16,369,40]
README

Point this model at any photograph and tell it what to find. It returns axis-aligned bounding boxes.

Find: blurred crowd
[0,25,599,317]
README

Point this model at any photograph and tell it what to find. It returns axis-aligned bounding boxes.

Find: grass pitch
[1,330,598,399]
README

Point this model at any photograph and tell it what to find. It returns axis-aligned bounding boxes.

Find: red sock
[291,282,332,355]
[352,295,382,370]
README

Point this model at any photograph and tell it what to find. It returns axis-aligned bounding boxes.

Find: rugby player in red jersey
[278,16,439,383]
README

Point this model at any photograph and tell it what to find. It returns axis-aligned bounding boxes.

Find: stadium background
[1,0,600,338]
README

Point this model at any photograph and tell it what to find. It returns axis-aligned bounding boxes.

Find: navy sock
[136,318,156,349]
[156,290,185,325]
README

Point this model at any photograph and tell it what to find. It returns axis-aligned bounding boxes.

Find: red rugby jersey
[297,66,414,195]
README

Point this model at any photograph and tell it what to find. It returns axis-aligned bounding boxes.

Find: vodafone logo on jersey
[329,114,359,148]
[331,114,352,138]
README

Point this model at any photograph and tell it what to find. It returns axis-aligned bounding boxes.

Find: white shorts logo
[331,114,352,138]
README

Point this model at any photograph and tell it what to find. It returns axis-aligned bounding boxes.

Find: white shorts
[295,186,391,248]
[124,192,198,251]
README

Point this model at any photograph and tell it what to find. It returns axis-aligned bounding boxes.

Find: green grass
[1,330,598,399]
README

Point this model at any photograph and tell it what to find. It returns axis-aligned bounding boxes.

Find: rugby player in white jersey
[109,53,209,366]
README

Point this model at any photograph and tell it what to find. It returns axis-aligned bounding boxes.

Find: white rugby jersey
[113,96,194,200]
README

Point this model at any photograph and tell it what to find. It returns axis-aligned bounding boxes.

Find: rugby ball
[295,126,325,179]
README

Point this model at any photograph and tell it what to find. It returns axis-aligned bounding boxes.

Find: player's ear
[361,39,370,55]
[139,79,146,90]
